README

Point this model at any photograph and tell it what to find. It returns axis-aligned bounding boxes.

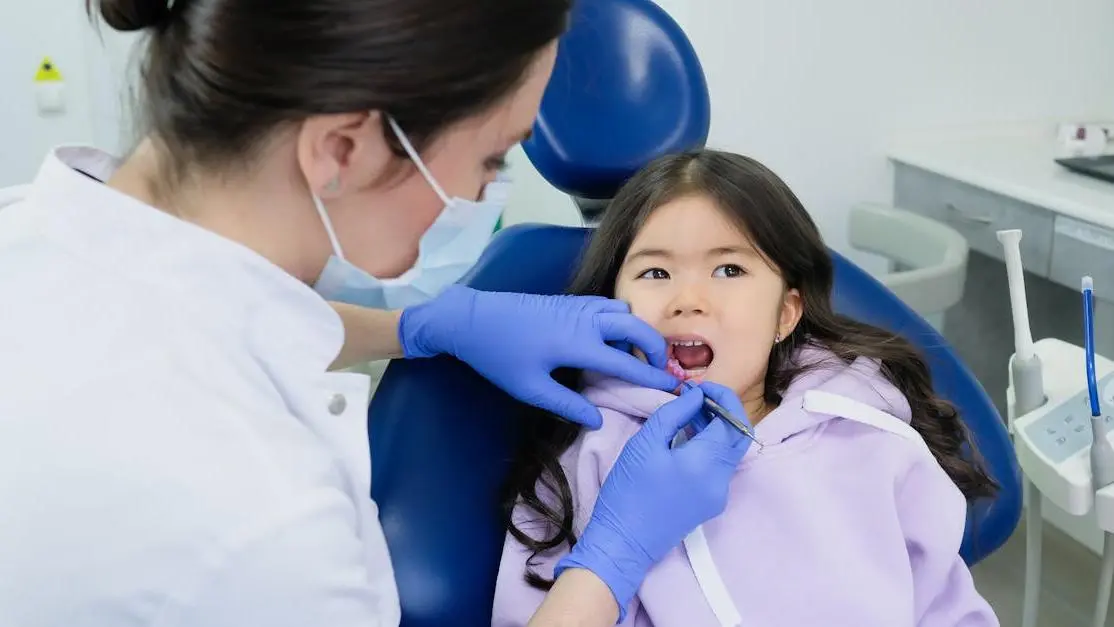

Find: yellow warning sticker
[34,58,63,83]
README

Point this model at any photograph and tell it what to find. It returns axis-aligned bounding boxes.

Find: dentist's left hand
[398,285,679,428]
[550,383,751,619]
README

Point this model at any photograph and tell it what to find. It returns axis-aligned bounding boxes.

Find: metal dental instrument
[681,381,764,448]
[701,392,764,447]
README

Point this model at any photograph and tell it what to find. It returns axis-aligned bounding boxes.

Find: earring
[774,332,782,344]
[323,177,341,194]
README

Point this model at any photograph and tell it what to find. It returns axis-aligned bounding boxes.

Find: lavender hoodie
[492,347,998,626]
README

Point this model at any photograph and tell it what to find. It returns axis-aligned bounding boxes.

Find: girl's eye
[713,264,746,278]
[637,268,670,280]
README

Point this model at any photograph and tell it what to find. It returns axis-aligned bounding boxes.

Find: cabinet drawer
[1050,216,1114,303]
[894,164,1054,276]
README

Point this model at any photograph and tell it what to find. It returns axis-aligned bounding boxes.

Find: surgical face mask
[312,116,508,310]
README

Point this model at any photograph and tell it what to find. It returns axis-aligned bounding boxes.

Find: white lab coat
[0,147,401,626]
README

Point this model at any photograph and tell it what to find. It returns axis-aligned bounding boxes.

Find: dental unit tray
[1013,347,1114,516]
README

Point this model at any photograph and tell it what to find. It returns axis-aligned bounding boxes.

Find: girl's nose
[668,285,709,317]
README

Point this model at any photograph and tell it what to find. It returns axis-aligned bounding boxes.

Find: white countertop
[887,126,1114,230]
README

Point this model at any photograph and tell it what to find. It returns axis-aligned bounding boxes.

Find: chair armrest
[848,202,968,315]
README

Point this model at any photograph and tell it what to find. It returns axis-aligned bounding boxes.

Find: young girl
[492,150,1000,626]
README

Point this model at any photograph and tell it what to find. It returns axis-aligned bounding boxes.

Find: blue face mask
[311,116,508,310]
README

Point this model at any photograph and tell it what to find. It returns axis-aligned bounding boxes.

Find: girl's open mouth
[665,336,714,381]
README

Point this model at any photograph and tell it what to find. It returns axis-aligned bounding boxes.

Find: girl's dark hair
[502,149,998,591]
[86,0,569,178]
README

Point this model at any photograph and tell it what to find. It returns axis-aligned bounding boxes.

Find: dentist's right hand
[553,382,753,619]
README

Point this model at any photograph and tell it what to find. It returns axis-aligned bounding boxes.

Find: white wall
[507,0,1114,266]
[0,2,97,187]
[0,1,143,188]
[682,0,1114,262]
[5,0,1114,264]
[85,27,143,156]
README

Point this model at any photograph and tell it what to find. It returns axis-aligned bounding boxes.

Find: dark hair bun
[89,0,174,32]
[91,0,570,180]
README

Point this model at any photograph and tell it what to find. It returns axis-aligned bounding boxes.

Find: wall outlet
[34,82,65,115]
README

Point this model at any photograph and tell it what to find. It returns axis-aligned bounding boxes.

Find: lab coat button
[328,393,347,415]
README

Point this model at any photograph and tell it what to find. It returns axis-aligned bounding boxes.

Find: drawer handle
[945,202,993,225]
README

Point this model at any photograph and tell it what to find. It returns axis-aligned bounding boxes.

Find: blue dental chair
[368,2,1022,625]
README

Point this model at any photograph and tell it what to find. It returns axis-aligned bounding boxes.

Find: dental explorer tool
[681,381,765,448]
[997,229,1046,627]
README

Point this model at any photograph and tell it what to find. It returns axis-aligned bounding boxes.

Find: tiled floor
[974,515,1114,626]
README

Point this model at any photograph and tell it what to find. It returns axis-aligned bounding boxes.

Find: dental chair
[368,2,1023,625]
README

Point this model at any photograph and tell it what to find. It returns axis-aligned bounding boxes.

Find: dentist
[0,0,751,625]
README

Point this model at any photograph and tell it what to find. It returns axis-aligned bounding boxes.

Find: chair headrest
[523,0,711,200]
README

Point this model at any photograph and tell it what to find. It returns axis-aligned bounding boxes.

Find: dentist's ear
[296,111,394,198]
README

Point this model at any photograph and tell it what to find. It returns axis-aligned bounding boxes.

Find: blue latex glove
[554,382,753,618]
[398,285,679,428]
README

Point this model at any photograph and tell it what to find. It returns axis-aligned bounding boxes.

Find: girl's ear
[777,288,803,342]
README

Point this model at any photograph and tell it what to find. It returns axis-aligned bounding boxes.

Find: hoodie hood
[581,345,912,447]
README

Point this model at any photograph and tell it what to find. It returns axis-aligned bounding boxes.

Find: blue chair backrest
[369,224,1022,627]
